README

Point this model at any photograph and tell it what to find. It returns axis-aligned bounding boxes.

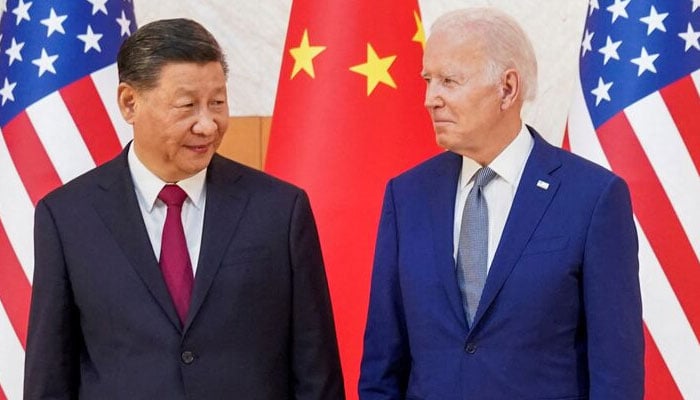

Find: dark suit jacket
[359,128,643,400]
[24,147,345,399]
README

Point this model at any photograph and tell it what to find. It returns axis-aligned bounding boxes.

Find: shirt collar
[459,123,534,189]
[128,144,207,212]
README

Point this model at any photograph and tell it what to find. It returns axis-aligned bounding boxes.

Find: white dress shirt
[453,124,534,271]
[128,145,207,274]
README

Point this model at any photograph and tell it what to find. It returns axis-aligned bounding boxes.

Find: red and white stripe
[0,63,131,400]
[567,69,700,399]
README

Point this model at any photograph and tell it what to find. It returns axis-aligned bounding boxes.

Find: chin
[434,133,453,151]
[191,159,212,173]
[178,157,212,177]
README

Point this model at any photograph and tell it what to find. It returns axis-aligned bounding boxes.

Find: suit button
[181,351,195,364]
[465,343,477,354]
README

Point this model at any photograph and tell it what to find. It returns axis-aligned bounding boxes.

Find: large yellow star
[289,29,326,79]
[413,11,425,49]
[349,43,397,96]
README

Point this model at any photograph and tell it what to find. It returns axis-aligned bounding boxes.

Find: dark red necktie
[158,184,193,326]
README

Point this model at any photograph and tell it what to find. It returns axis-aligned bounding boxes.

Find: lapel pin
[536,180,550,190]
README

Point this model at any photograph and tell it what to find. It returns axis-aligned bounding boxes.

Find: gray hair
[430,7,538,102]
[117,18,228,90]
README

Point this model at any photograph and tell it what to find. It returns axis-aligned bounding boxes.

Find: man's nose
[192,110,218,135]
[424,83,443,109]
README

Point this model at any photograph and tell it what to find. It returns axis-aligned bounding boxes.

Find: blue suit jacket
[359,128,643,400]
[24,147,344,399]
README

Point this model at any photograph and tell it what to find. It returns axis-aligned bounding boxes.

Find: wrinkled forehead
[426,21,488,51]
[423,30,488,71]
[144,61,228,95]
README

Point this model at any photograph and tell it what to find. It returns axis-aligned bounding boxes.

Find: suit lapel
[428,152,468,329]
[92,147,183,331]
[184,155,249,331]
[471,129,562,329]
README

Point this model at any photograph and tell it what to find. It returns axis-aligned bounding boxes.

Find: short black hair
[117,18,228,90]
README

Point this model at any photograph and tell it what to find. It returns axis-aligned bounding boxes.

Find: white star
[607,0,631,24]
[679,23,700,51]
[11,0,32,25]
[1,0,6,14]
[640,6,668,35]
[591,77,613,106]
[581,29,595,57]
[77,25,103,53]
[598,36,622,65]
[5,37,24,65]
[32,48,59,77]
[589,0,600,16]
[40,8,67,37]
[630,47,660,76]
[116,10,131,37]
[694,0,700,13]
[0,78,17,106]
[86,0,108,16]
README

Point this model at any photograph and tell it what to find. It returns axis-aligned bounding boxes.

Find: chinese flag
[265,0,439,397]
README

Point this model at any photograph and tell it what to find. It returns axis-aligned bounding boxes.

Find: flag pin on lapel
[536,180,550,190]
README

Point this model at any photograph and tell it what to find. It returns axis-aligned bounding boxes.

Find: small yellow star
[349,43,397,96]
[289,29,326,79]
[412,11,425,49]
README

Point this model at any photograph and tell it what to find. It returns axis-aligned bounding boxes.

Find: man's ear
[117,82,137,124]
[499,69,521,111]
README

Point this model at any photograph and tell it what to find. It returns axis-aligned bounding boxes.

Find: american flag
[565,0,699,398]
[0,1,135,398]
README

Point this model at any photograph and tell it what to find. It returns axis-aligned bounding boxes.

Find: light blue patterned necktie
[457,167,497,327]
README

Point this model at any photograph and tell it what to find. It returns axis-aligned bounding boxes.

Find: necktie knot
[159,185,188,208]
[473,167,497,189]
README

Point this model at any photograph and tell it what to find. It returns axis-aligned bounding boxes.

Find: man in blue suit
[24,19,344,399]
[359,7,643,400]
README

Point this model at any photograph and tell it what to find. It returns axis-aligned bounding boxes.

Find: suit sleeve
[288,190,345,400]
[583,176,644,399]
[358,181,411,400]
[24,199,81,400]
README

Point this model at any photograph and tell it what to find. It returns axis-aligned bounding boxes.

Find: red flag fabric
[565,1,699,398]
[265,1,439,396]
[0,1,135,398]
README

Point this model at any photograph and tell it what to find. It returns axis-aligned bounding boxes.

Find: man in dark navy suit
[25,18,344,400]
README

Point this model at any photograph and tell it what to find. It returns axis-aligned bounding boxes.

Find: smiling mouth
[186,144,212,153]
